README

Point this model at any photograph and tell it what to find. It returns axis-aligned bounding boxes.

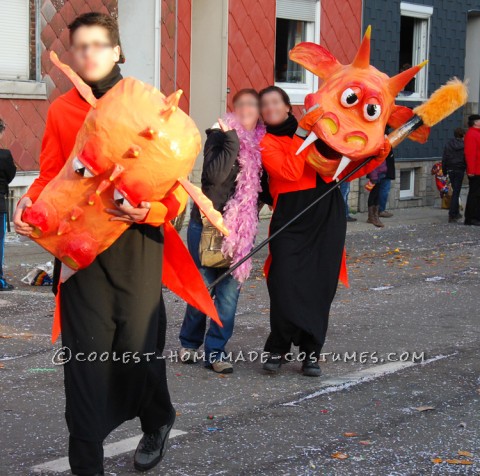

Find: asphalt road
[1,210,479,475]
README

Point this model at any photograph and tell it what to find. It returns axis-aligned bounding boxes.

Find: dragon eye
[72,157,95,178]
[363,103,382,121]
[341,88,359,107]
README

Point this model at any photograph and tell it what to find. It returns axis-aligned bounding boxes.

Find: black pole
[207,155,376,290]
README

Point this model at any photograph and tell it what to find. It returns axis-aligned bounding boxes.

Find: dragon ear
[50,51,97,107]
[289,42,341,80]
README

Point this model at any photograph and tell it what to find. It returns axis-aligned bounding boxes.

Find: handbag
[199,216,232,268]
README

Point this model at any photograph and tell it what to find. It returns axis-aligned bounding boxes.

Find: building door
[465,12,480,115]
[117,0,161,88]
[190,0,229,183]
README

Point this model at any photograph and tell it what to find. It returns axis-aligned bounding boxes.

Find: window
[0,0,46,99]
[275,0,320,105]
[0,0,30,80]
[400,169,415,198]
[398,2,433,100]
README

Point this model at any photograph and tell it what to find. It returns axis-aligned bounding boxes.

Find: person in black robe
[259,86,346,377]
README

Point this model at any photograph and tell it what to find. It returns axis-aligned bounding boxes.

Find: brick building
[0,0,479,215]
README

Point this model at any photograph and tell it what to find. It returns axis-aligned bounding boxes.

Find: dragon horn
[351,25,372,69]
[388,60,428,97]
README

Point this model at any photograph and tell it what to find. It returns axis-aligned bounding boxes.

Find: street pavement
[1,206,479,476]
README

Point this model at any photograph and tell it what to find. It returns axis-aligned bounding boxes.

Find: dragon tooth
[296,132,318,155]
[332,156,352,181]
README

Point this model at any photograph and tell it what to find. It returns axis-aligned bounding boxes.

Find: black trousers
[465,175,480,224]
[446,169,465,218]
[59,224,174,475]
[368,184,380,207]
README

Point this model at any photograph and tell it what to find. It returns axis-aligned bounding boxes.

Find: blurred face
[260,91,290,126]
[233,94,260,130]
[70,25,120,82]
[474,119,480,129]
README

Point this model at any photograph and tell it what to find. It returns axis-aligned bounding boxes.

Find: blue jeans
[0,213,6,279]
[339,181,351,218]
[179,220,241,364]
[378,178,392,213]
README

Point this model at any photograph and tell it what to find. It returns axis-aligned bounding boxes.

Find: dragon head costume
[290,26,431,180]
[23,52,226,272]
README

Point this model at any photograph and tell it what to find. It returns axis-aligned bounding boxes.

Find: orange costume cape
[23,53,226,343]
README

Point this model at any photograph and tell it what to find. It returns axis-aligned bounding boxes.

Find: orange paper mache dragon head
[290,26,431,180]
[23,52,226,272]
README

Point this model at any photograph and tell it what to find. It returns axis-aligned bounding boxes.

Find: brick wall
[160,0,191,113]
[227,0,276,110]
[0,0,118,173]
[292,0,363,117]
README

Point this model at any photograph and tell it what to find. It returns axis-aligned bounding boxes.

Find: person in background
[464,114,480,226]
[442,127,466,223]
[179,88,270,374]
[365,155,389,228]
[340,181,357,222]
[378,148,395,218]
[0,119,17,291]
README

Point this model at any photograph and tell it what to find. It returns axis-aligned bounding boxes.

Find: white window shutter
[276,0,317,22]
[0,0,30,80]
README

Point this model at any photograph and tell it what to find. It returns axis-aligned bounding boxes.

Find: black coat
[191,127,272,222]
[0,149,16,213]
[442,137,466,172]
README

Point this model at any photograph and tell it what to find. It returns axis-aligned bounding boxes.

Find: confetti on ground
[28,368,57,373]
[359,440,372,445]
[426,276,445,282]
[413,405,435,412]
[445,459,473,465]
[331,452,348,460]
[343,432,358,437]
[457,450,473,457]
[370,286,394,291]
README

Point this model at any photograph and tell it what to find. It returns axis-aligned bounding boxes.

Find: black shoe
[465,219,480,226]
[263,353,285,372]
[302,359,322,377]
[134,415,176,471]
[449,216,459,223]
[455,213,463,219]
[346,216,357,222]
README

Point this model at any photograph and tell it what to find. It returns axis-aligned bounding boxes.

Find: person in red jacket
[13,13,184,475]
[464,114,480,226]
[258,86,390,377]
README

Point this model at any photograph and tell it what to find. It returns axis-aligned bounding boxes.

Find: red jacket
[465,127,480,176]
[260,133,316,208]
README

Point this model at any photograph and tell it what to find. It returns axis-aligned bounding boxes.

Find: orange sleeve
[261,135,308,182]
[140,183,189,227]
[24,108,65,203]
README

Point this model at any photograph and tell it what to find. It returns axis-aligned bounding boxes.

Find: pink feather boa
[220,113,266,283]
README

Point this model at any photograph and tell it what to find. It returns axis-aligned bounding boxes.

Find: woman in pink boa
[179,89,272,374]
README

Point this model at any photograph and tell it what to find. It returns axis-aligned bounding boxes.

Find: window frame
[399,168,416,198]
[274,0,320,105]
[0,0,47,100]
[398,2,433,102]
